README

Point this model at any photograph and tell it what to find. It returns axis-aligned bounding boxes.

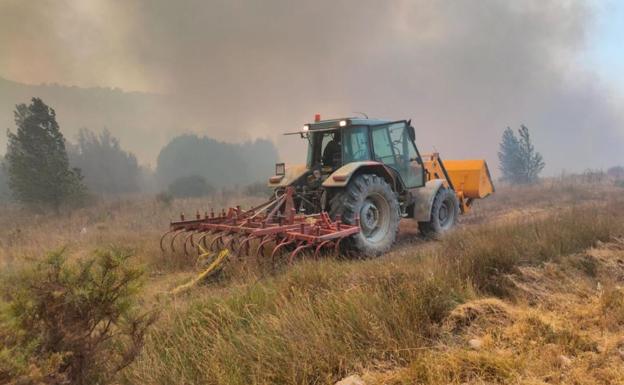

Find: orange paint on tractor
[422,153,494,213]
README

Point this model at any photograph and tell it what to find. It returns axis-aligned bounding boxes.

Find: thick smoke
[0,0,622,173]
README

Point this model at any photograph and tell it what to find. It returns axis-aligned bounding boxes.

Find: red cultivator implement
[160,187,360,266]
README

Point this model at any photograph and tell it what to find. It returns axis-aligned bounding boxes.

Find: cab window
[371,122,424,188]
[371,127,394,163]
[307,130,342,168]
[342,126,370,163]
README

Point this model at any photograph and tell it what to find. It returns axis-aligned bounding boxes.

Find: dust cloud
[0,0,622,173]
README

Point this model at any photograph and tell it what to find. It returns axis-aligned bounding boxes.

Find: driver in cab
[322,132,341,168]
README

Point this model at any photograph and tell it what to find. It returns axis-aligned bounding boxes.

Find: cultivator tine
[195,232,210,254]
[289,243,312,264]
[210,232,226,251]
[202,232,211,249]
[271,238,295,261]
[238,235,256,257]
[314,240,332,258]
[334,236,346,254]
[225,234,241,255]
[170,230,186,253]
[160,230,175,252]
[183,232,196,256]
[256,236,276,259]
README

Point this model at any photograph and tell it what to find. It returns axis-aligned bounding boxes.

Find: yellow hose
[170,248,229,295]
[195,241,215,267]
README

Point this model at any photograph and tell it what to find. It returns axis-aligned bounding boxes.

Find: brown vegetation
[1,178,623,384]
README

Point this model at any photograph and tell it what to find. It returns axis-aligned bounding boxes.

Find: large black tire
[418,187,460,236]
[329,174,400,257]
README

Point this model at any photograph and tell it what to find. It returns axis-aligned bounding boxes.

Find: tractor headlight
[302,124,310,132]
[275,163,286,176]
[339,120,348,127]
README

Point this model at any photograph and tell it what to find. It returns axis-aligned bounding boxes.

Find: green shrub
[0,248,156,385]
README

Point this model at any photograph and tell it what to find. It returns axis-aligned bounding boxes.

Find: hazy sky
[580,1,624,90]
[0,0,622,173]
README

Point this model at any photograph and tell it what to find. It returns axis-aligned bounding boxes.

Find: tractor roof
[306,117,393,130]
[283,117,402,136]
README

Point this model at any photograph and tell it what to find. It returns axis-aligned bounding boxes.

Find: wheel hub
[439,203,449,223]
[360,199,379,236]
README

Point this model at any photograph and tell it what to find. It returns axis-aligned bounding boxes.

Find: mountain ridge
[0,77,205,166]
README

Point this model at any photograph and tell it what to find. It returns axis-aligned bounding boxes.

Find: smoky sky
[0,0,622,173]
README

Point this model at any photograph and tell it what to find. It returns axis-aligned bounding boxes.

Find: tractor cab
[302,118,426,190]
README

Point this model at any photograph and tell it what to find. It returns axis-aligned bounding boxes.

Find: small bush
[0,248,157,385]
[167,175,215,198]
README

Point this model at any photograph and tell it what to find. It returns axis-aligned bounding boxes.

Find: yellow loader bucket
[443,159,494,199]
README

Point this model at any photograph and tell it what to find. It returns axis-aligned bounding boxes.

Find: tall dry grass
[124,197,624,385]
[1,180,622,384]
[439,203,622,295]
[0,193,265,272]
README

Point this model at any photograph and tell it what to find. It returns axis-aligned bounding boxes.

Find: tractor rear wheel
[418,187,459,236]
[330,174,400,257]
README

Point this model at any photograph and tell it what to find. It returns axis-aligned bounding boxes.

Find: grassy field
[1,178,624,384]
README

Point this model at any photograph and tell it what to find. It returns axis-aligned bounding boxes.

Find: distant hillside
[0,77,201,165]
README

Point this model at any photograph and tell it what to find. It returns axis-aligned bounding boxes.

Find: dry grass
[124,186,624,385]
[0,193,264,272]
[369,241,624,385]
[1,180,624,385]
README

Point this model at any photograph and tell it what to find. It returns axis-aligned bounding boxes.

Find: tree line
[2,97,622,210]
[0,98,278,210]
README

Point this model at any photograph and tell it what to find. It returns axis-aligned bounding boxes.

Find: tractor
[267,116,494,256]
[161,116,494,262]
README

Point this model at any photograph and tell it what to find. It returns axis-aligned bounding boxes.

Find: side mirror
[407,125,416,141]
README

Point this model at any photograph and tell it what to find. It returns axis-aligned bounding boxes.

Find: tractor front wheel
[418,187,459,236]
[330,174,400,257]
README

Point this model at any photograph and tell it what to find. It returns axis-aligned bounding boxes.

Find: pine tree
[517,125,544,184]
[5,98,86,210]
[0,156,9,201]
[69,128,140,194]
[497,127,521,183]
[498,125,545,184]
